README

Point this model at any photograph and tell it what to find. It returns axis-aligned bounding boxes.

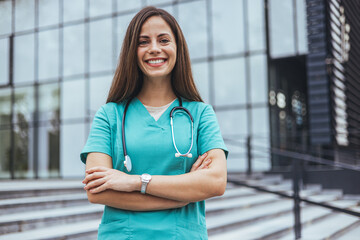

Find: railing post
[293,158,302,239]
[246,135,252,176]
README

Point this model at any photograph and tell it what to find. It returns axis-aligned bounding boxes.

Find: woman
[81,6,228,239]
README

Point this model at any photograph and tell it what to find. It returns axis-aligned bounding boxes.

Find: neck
[137,75,177,107]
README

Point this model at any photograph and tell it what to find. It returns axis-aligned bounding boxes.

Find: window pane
[61,79,86,120]
[0,129,11,178]
[296,0,308,54]
[250,54,267,104]
[14,34,35,84]
[60,123,85,177]
[248,0,265,51]
[63,0,85,23]
[39,83,60,122]
[269,0,295,57]
[252,107,269,135]
[192,62,209,103]
[89,0,112,17]
[14,86,35,124]
[38,0,59,28]
[14,123,35,178]
[0,0,12,35]
[214,57,246,106]
[212,0,245,56]
[117,0,142,12]
[0,38,9,85]
[63,24,85,76]
[38,29,59,81]
[90,19,112,73]
[0,88,11,126]
[15,0,35,32]
[89,75,112,115]
[116,14,133,60]
[146,0,172,5]
[178,1,207,59]
[38,123,60,178]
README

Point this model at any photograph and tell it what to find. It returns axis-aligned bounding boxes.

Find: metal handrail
[224,136,360,239]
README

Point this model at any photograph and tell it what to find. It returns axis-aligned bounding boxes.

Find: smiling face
[137,16,177,82]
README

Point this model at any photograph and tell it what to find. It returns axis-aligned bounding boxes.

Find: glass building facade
[0,0,308,179]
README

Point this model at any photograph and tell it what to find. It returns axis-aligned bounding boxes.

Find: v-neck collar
[133,97,180,126]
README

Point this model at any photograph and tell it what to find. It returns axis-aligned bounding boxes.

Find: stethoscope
[122,98,194,172]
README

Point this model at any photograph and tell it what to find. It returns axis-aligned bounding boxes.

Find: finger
[86,166,109,174]
[82,172,106,184]
[190,153,208,172]
[199,158,212,170]
[84,177,107,191]
[89,182,108,194]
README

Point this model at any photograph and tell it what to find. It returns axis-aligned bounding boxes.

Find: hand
[83,166,139,194]
[190,152,212,172]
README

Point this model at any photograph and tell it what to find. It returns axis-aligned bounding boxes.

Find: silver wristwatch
[140,173,152,194]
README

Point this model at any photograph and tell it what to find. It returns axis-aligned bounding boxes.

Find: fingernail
[203,153,207,157]
[206,158,211,163]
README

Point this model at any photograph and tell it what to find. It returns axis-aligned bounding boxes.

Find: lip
[145,58,167,67]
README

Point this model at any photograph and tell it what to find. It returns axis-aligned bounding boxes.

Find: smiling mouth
[145,58,167,66]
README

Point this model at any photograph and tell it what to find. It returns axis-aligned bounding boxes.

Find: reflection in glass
[0,129,11,178]
[0,38,9,85]
[89,0,112,17]
[269,0,295,57]
[90,19,112,73]
[192,62,209,103]
[63,0,84,23]
[214,57,246,106]
[39,83,60,122]
[63,24,85,76]
[14,123,34,178]
[38,123,60,178]
[60,123,86,177]
[117,0,142,12]
[38,0,59,28]
[61,79,86,120]
[38,29,59,81]
[90,75,113,115]
[248,0,265,51]
[212,0,245,56]
[0,88,11,126]
[14,86,34,124]
[296,0,308,54]
[250,54,267,104]
[14,34,35,84]
[15,0,35,32]
[178,1,207,59]
[0,0,12,35]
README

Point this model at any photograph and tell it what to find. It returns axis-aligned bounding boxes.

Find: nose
[148,41,161,54]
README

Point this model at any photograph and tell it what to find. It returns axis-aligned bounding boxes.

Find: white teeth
[148,59,165,64]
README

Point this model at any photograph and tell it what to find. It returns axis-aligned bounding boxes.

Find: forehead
[140,16,174,36]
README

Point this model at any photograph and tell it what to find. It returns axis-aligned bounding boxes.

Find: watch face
[142,173,151,181]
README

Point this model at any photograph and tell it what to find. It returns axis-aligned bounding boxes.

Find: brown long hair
[106,6,203,103]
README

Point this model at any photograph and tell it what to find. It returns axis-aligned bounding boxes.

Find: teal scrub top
[80,98,228,240]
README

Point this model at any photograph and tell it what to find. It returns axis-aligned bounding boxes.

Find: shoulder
[95,102,126,123]
[183,100,214,116]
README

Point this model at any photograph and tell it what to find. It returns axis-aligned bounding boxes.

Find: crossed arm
[83,149,227,211]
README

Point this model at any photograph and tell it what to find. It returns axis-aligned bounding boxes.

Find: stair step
[279,212,360,240]
[0,205,103,234]
[206,193,281,215]
[208,187,257,202]
[0,219,99,240]
[207,199,295,235]
[0,193,88,215]
[336,222,360,240]
[0,180,83,199]
[209,205,332,240]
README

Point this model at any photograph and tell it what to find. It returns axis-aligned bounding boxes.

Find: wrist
[132,175,142,192]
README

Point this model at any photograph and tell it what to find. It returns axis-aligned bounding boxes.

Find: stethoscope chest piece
[124,155,132,172]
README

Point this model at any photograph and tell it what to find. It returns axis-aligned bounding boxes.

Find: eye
[138,40,148,46]
[160,39,170,44]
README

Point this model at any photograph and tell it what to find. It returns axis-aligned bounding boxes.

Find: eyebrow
[139,33,171,38]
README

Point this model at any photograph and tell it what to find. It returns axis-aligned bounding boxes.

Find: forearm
[145,169,226,202]
[87,189,187,211]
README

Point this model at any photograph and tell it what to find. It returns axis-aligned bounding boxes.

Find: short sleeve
[80,106,112,164]
[197,105,228,158]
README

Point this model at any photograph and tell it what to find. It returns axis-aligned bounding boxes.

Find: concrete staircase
[0,176,359,240]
